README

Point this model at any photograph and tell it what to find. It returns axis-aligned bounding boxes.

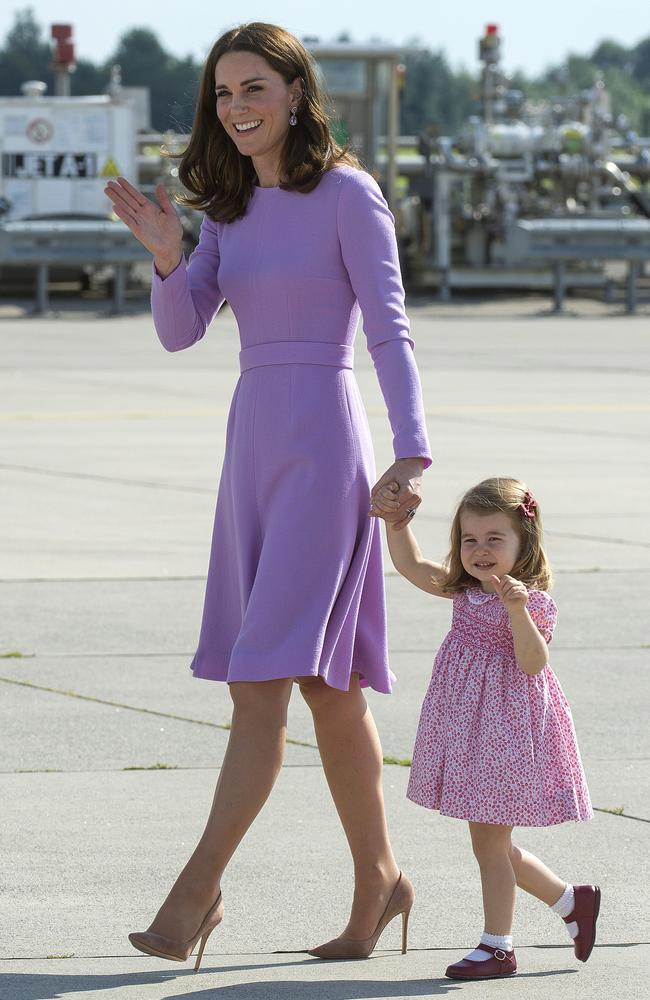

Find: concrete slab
[1,946,647,1000]
[2,297,649,999]
[0,672,318,772]
[1,949,645,1000]
[1,767,645,956]
[3,307,649,581]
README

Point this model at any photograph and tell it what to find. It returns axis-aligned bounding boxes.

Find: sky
[2,1,649,77]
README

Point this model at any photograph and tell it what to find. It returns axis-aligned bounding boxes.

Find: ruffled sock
[550,883,578,939]
[463,931,514,962]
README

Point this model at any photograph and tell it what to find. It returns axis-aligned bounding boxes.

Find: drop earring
[289,106,298,126]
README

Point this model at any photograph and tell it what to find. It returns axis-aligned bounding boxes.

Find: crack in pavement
[0,463,214,495]
[2,567,650,585]
[3,643,648,659]
[2,677,649,825]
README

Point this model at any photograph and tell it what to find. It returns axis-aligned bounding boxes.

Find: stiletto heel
[194,928,213,972]
[401,908,409,955]
[129,892,224,970]
[307,872,415,960]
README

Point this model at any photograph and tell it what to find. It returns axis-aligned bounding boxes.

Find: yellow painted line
[0,408,229,422]
[0,402,649,423]
[423,403,650,415]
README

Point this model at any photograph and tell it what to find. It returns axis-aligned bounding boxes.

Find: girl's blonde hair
[442,477,552,594]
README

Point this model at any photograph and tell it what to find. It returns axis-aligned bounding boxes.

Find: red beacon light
[50,23,75,68]
[51,24,73,42]
[479,22,501,62]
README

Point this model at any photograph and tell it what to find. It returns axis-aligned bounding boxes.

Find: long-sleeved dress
[151,164,432,693]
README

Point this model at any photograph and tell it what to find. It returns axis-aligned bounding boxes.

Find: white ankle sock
[464,931,514,962]
[550,884,578,939]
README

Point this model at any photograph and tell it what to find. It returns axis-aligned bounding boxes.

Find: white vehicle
[0,84,136,220]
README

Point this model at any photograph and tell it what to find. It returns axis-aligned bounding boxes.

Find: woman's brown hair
[442,477,553,594]
[174,21,363,223]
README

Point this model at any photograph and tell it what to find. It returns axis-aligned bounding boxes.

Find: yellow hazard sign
[100,158,120,177]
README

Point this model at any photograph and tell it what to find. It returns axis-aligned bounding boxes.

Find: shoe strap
[475,943,511,960]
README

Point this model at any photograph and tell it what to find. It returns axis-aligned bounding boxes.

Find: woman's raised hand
[104,177,183,276]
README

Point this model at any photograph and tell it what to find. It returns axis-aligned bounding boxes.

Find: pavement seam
[0,675,315,752]
[2,677,649,823]
[0,462,214,494]
[3,567,650,583]
[2,642,648,657]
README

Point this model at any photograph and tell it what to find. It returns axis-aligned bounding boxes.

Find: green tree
[632,37,650,84]
[0,6,52,94]
[400,49,475,135]
[2,9,650,136]
[105,28,200,130]
[73,58,109,95]
[591,39,630,71]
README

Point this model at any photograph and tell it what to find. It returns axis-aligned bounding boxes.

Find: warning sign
[100,158,120,177]
[26,118,54,143]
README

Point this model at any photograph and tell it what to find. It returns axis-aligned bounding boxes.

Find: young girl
[378,476,599,980]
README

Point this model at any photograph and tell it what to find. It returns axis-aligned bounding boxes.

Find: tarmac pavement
[1,292,648,999]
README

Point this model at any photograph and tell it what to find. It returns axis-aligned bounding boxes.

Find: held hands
[104,177,183,274]
[491,574,528,613]
[369,458,424,531]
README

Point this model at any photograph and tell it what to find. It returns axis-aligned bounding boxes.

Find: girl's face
[459,510,522,591]
[214,51,302,168]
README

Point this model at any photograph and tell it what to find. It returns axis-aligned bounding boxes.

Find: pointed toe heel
[128,892,224,972]
[308,871,414,960]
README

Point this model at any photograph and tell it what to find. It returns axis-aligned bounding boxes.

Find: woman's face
[214,50,302,164]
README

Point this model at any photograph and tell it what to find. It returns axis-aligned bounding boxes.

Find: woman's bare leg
[509,842,568,905]
[298,674,401,938]
[145,676,294,939]
[469,823,516,935]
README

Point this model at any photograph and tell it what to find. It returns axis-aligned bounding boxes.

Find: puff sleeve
[527,590,558,643]
[150,215,226,352]
[336,170,432,468]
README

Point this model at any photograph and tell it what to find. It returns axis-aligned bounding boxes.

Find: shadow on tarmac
[0,969,178,1000]
[0,966,581,1000]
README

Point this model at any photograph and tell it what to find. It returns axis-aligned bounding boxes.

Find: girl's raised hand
[491,574,528,612]
[104,177,183,270]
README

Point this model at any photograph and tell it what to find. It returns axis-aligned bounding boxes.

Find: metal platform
[0,219,152,313]
[510,218,650,312]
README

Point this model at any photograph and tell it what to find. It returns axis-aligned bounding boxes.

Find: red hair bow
[519,491,537,519]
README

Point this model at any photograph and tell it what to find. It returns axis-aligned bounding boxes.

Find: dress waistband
[239,341,354,373]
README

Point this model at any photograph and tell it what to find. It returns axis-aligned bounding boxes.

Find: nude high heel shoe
[307,872,414,959]
[128,893,224,972]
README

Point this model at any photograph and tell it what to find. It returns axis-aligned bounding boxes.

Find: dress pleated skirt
[190,358,394,693]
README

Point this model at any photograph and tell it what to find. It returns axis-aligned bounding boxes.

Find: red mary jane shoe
[564,884,601,962]
[445,942,517,980]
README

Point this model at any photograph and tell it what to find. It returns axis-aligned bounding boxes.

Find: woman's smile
[234,119,263,133]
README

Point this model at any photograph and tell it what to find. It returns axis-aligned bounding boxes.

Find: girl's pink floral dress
[407,588,593,826]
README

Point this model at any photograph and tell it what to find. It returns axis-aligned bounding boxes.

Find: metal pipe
[386,58,398,211]
[113,265,126,314]
[552,261,566,313]
[626,261,639,313]
[36,264,49,313]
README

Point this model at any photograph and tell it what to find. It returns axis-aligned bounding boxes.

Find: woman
[105,21,431,971]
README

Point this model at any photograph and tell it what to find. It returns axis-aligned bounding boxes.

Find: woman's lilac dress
[151,165,431,693]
